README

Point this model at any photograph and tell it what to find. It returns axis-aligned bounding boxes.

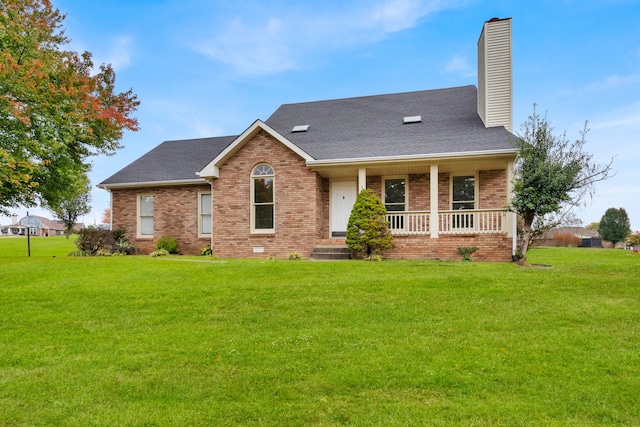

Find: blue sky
[2,0,639,231]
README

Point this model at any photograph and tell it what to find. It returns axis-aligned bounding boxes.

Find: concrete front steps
[310,245,350,261]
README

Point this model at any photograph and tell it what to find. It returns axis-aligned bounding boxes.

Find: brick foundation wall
[111,184,212,255]
[385,234,513,262]
[211,130,320,258]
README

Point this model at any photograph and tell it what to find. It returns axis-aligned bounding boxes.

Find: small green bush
[110,227,136,255]
[113,239,137,255]
[150,249,170,257]
[200,245,212,256]
[457,246,478,261]
[288,251,302,260]
[156,236,179,254]
[75,228,115,255]
[68,250,90,257]
[73,227,136,256]
[111,227,127,242]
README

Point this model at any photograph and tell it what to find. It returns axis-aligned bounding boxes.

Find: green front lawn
[0,245,638,425]
[0,234,78,257]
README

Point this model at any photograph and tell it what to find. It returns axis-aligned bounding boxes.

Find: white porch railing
[438,209,507,234]
[386,211,430,235]
[386,209,508,236]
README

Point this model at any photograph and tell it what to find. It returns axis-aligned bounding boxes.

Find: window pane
[453,202,475,210]
[254,177,274,203]
[201,214,212,234]
[140,217,153,235]
[140,195,154,216]
[200,193,211,215]
[255,205,274,229]
[385,179,405,204]
[386,204,405,212]
[252,164,274,176]
[453,176,475,202]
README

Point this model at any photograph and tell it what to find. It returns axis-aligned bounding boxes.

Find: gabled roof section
[198,119,314,179]
[98,136,236,189]
[265,85,516,162]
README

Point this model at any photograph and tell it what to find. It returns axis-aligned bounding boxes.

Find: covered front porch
[310,153,518,260]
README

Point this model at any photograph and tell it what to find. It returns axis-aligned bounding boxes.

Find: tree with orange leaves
[101,207,110,224]
[0,0,139,214]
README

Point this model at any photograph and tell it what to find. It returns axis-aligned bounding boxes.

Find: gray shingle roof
[100,85,515,186]
[265,85,514,160]
[99,136,235,186]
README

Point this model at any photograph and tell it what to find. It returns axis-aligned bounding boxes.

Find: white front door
[331,180,357,237]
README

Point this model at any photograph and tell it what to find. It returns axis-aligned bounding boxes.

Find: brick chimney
[477,17,512,132]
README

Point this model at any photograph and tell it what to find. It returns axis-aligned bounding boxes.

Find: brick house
[99,18,518,261]
[1,215,67,236]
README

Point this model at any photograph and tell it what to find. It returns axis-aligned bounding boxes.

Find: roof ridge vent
[403,115,422,124]
[292,124,310,132]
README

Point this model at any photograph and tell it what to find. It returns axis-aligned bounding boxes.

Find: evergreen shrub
[346,189,394,258]
[156,236,179,254]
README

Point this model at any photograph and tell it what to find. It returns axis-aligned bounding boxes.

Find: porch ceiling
[309,156,514,178]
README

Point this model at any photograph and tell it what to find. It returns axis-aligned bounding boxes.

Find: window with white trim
[251,164,274,232]
[451,175,476,210]
[383,177,407,212]
[199,192,212,236]
[451,175,476,229]
[138,195,154,237]
[383,176,407,231]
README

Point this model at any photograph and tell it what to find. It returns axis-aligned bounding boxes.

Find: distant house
[0,215,71,237]
[99,18,518,261]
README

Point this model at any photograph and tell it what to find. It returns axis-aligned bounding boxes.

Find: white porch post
[358,168,367,192]
[506,159,517,254]
[430,164,439,238]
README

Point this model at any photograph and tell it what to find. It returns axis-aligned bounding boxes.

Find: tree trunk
[517,217,534,264]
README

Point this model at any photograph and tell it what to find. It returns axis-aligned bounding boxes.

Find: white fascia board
[198,119,314,179]
[306,149,517,168]
[97,178,207,190]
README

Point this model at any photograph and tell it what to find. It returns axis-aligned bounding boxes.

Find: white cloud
[443,54,475,78]
[582,73,640,92]
[71,35,134,72]
[370,0,426,32]
[197,18,295,75]
[103,36,133,71]
[193,1,460,75]
[591,109,640,130]
[191,117,224,139]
